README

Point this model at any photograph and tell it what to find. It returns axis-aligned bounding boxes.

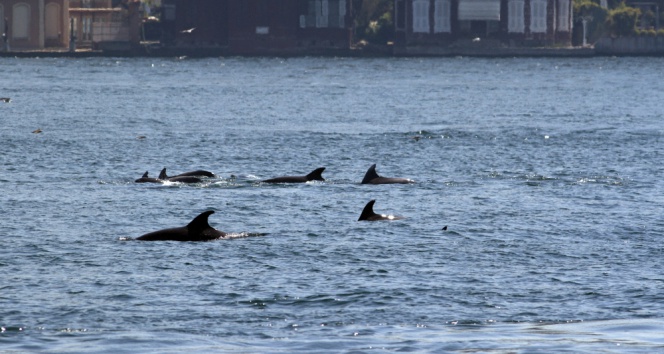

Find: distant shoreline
[0,47,592,58]
[0,43,661,58]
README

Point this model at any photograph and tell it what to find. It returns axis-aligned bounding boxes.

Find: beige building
[0,0,70,50]
[69,0,118,48]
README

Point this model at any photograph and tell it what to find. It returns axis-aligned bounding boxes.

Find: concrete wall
[595,36,664,55]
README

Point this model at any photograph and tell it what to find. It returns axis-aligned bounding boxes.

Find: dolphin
[136,210,227,241]
[358,200,405,221]
[0,98,10,103]
[263,167,325,183]
[361,164,414,184]
[135,171,163,183]
[171,170,215,178]
[159,168,203,183]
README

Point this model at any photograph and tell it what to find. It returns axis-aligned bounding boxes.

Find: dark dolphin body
[361,164,414,184]
[170,170,215,178]
[158,168,204,183]
[135,170,163,183]
[136,210,227,241]
[263,167,325,183]
[358,200,405,221]
[134,168,211,184]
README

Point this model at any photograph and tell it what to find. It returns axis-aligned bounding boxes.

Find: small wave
[223,232,268,240]
[575,176,625,186]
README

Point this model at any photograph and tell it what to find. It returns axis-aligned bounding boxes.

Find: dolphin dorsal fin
[306,167,326,181]
[187,210,214,232]
[142,171,149,178]
[361,164,380,184]
[358,200,377,221]
[158,168,168,180]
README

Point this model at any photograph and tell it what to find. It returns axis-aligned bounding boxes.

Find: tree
[354,0,394,44]
[607,4,641,36]
[573,0,609,44]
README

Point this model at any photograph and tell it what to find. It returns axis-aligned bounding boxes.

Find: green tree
[607,4,641,36]
[573,0,609,44]
[354,0,394,44]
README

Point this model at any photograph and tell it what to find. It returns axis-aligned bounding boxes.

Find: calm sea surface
[1,56,663,353]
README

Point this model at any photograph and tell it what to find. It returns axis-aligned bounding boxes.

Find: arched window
[12,3,30,39]
[45,3,61,40]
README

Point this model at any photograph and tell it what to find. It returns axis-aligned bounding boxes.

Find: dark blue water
[1,56,663,353]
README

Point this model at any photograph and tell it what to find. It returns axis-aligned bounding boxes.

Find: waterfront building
[393,0,573,55]
[161,0,353,55]
[0,0,70,50]
[69,0,118,49]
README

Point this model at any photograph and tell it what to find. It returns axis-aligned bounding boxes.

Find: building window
[508,0,524,33]
[395,0,405,30]
[458,0,500,21]
[0,6,4,35]
[301,0,346,28]
[557,0,570,32]
[316,0,328,27]
[530,0,547,33]
[412,0,429,33]
[434,0,450,33]
[12,3,30,39]
[82,16,92,41]
[45,3,61,40]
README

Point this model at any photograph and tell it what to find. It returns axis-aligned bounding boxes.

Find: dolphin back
[358,200,377,221]
[135,171,162,183]
[187,210,215,232]
[361,164,380,184]
[362,164,413,184]
[136,226,188,241]
[306,167,326,181]
[136,210,224,241]
[357,200,404,221]
[174,170,215,178]
[159,167,203,183]
[264,167,326,183]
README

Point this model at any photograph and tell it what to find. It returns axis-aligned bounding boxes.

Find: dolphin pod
[136,210,226,241]
[134,168,214,184]
[132,162,445,240]
[135,164,413,185]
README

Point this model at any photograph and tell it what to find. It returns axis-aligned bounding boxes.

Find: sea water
[1,56,663,352]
